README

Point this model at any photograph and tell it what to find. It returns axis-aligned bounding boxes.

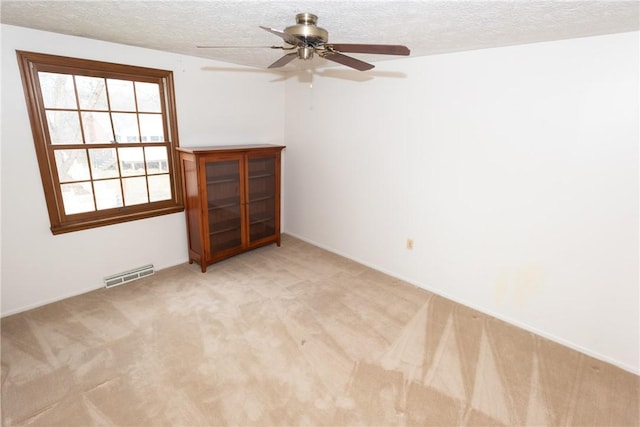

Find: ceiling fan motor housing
[284,13,328,46]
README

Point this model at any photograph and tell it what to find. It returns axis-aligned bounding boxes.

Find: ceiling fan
[197,13,410,71]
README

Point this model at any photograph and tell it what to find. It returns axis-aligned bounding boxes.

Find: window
[17,51,184,234]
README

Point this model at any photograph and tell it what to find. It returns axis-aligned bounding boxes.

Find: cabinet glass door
[205,158,243,255]
[247,155,276,244]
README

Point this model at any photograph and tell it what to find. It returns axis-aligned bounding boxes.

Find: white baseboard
[283,232,640,376]
[1,283,103,318]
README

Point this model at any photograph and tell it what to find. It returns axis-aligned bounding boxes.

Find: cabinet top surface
[176,144,285,154]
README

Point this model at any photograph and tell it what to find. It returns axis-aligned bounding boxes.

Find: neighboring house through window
[17,51,184,234]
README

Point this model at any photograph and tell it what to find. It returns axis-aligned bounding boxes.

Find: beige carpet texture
[1,235,638,426]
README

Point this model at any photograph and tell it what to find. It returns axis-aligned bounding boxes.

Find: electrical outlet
[406,238,414,250]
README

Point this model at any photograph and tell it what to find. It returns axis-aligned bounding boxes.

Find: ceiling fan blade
[197,45,278,49]
[268,52,298,68]
[327,44,410,56]
[259,26,303,46]
[323,52,374,71]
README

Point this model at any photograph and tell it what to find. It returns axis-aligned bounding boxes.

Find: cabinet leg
[201,264,207,273]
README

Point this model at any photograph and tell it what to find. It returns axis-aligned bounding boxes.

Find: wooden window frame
[17,51,184,234]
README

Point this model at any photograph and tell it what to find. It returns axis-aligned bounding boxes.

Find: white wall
[283,32,639,373]
[1,25,285,315]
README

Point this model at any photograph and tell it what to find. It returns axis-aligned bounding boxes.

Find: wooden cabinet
[177,144,285,272]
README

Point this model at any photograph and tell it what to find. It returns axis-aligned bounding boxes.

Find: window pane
[54,149,90,182]
[148,174,171,202]
[136,82,161,112]
[39,72,77,109]
[61,182,95,214]
[112,113,139,142]
[139,114,164,142]
[123,176,148,206]
[145,146,169,174]
[107,79,135,111]
[89,148,119,179]
[94,179,123,210]
[46,111,82,144]
[76,76,108,110]
[81,112,114,143]
[119,147,145,176]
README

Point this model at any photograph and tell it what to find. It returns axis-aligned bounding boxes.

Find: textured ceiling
[1,1,638,71]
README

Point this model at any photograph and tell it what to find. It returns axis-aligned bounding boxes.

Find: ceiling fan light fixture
[298,46,315,60]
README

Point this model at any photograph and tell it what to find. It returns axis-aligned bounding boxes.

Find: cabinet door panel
[247,155,277,244]
[204,158,243,256]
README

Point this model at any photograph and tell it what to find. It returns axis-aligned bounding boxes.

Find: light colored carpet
[1,235,638,426]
